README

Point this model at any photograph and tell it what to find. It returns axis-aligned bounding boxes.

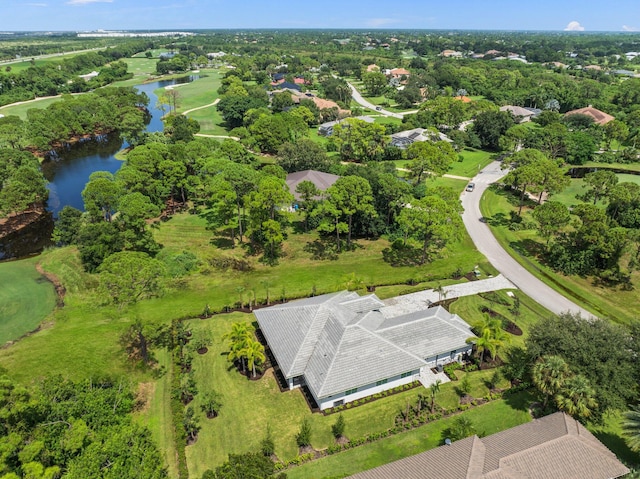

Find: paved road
[347,82,418,119]
[460,161,596,319]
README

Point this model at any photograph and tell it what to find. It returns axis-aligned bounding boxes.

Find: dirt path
[195,133,239,141]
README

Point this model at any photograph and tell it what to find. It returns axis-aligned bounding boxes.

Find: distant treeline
[0,41,151,106]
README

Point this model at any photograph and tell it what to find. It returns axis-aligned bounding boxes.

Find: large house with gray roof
[254,291,474,410]
[348,411,630,479]
[390,128,452,149]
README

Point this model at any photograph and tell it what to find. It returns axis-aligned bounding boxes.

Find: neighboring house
[206,51,225,58]
[318,115,374,136]
[348,412,630,479]
[584,64,603,71]
[441,50,463,58]
[272,81,301,92]
[454,95,472,103]
[388,67,410,79]
[565,106,615,126]
[285,170,340,201]
[390,128,452,149]
[255,291,474,410]
[500,105,537,123]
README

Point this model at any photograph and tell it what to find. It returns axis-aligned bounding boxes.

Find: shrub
[296,418,312,447]
[260,425,275,457]
[331,414,346,439]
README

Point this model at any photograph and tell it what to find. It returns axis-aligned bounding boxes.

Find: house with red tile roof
[565,106,615,125]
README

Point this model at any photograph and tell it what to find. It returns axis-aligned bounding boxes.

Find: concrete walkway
[381,274,516,317]
[460,161,595,319]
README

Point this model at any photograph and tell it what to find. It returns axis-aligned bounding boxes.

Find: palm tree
[554,374,597,419]
[243,338,266,378]
[430,379,442,413]
[532,355,570,408]
[623,404,640,452]
[223,322,255,373]
[466,316,509,366]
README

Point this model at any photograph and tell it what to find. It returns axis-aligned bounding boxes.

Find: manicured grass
[429,176,467,192]
[589,411,640,469]
[0,96,67,120]
[184,310,516,476]
[449,149,495,178]
[287,392,534,479]
[583,161,640,173]
[550,173,640,208]
[480,186,640,323]
[449,290,554,348]
[134,349,179,479]
[0,257,57,345]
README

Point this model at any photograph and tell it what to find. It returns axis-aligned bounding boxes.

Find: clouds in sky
[564,21,585,31]
[622,25,637,31]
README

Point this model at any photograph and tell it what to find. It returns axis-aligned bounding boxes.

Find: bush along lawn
[273,385,530,472]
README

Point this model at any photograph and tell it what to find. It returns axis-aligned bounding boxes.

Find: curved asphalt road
[348,82,417,119]
[461,161,595,319]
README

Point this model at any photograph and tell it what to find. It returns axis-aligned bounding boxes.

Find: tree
[76,220,124,272]
[243,338,266,378]
[532,355,570,409]
[52,206,83,246]
[603,120,629,150]
[503,161,543,215]
[579,170,618,205]
[81,171,122,222]
[429,379,442,413]
[260,425,276,457]
[623,404,640,452]
[116,192,161,253]
[295,180,320,232]
[277,138,331,173]
[296,418,312,448]
[397,194,462,264]
[532,201,571,244]
[331,119,387,162]
[406,141,457,185]
[362,71,388,96]
[200,391,223,418]
[98,251,166,305]
[527,314,640,418]
[331,414,346,439]
[223,322,255,373]
[467,316,508,366]
[471,110,515,150]
[554,374,597,419]
[447,416,476,441]
[324,176,376,248]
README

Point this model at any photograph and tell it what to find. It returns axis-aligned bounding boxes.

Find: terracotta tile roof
[348,412,630,479]
[454,95,472,103]
[564,106,615,125]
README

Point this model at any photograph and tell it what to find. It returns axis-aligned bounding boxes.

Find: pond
[0,75,199,260]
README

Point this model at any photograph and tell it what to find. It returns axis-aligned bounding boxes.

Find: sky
[1,0,639,32]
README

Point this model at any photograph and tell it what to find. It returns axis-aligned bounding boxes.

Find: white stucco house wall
[255,291,474,410]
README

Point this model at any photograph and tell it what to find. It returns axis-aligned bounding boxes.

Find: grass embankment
[0,257,57,345]
[480,186,640,323]
[185,308,520,476]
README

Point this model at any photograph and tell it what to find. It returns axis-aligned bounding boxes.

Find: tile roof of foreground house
[285,170,340,200]
[254,291,474,400]
[348,412,630,479]
[565,106,615,125]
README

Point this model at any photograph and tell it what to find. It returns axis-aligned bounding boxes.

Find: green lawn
[287,392,534,479]
[449,289,553,348]
[550,173,640,208]
[480,186,640,324]
[449,149,495,178]
[184,310,516,476]
[0,96,70,120]
[0,257,57,345]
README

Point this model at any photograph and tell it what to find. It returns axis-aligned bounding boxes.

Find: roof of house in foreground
[348,412,630,479]
[565,106,615,125]
[254,291,474,399]
[285,170,340,200]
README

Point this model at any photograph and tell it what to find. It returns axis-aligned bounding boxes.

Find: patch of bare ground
[134,382,156,413]
[35,262,66,307]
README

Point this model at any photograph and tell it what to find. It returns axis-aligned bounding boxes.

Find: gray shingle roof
[255,291,473,399]
[348,412,631,479]
[286,170,341,200]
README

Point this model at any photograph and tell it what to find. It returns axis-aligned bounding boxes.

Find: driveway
[460,161,595,319]
[348,82,419,119]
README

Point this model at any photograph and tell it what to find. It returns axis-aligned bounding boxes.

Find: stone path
[418,367,450,388]
[381,274,516,317]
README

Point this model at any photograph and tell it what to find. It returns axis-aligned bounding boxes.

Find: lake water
[0,75,198,260]
[42,76,198,216]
